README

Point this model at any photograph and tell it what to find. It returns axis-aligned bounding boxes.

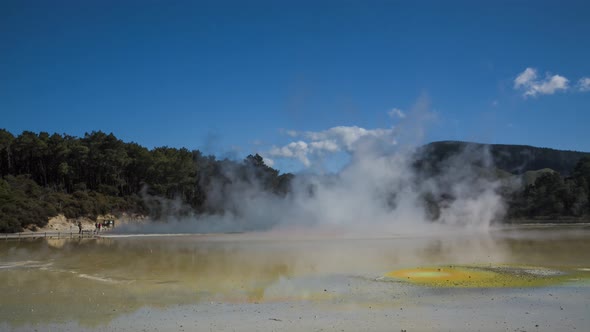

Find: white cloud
[269,125,395,167]
[269,141,311,166]
[262,156,274,167]
[531,74,568,96]
[303,126,394,151]
[578,77,590,92]
[513,67,569,97]
[285,130,298,137]
[309,140,340,153]
[514,67,537,88]
[388,108,406,119]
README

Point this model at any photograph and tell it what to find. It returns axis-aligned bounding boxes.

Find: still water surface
[0,225,589,329]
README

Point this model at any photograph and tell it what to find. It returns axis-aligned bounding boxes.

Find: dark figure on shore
[78,221,82,234]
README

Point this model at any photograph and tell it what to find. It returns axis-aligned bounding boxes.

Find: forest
[0,129,589,232]
[421,141,590,222]
[0,129,292,232]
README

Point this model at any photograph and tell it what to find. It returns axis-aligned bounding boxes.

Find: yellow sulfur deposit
[385,265,583,288]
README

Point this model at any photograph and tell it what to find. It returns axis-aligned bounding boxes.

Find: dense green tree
[506,157,590,220]
[0,175,56,232]
[571,157,590,215]
[0,129,15,177]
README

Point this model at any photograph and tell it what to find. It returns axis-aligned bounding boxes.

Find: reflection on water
[0,225,589,327]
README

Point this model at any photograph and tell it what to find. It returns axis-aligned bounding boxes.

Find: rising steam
[120,98,506,235]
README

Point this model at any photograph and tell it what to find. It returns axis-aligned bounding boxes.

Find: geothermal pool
[0,225,589,331]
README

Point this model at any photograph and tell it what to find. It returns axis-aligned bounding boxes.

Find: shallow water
[0,225,589,330]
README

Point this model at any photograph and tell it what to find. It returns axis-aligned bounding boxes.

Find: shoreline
[13,213,148,235]
[3,215,590,236]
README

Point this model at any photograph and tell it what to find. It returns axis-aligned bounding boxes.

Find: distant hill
[418,141,590,175]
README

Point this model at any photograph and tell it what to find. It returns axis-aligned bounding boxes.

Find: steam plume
[121,98,506,235]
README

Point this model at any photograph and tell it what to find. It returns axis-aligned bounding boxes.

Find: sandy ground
[2,275,588,332]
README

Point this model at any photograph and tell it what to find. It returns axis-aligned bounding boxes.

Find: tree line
[0,129,292,232]
[1,129,589,232]
[417,141,590,222]
[506,158,590,220]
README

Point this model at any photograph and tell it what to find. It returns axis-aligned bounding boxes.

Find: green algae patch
[385,265,587,288]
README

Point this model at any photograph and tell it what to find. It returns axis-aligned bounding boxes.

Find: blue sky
[1,1,589,171]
